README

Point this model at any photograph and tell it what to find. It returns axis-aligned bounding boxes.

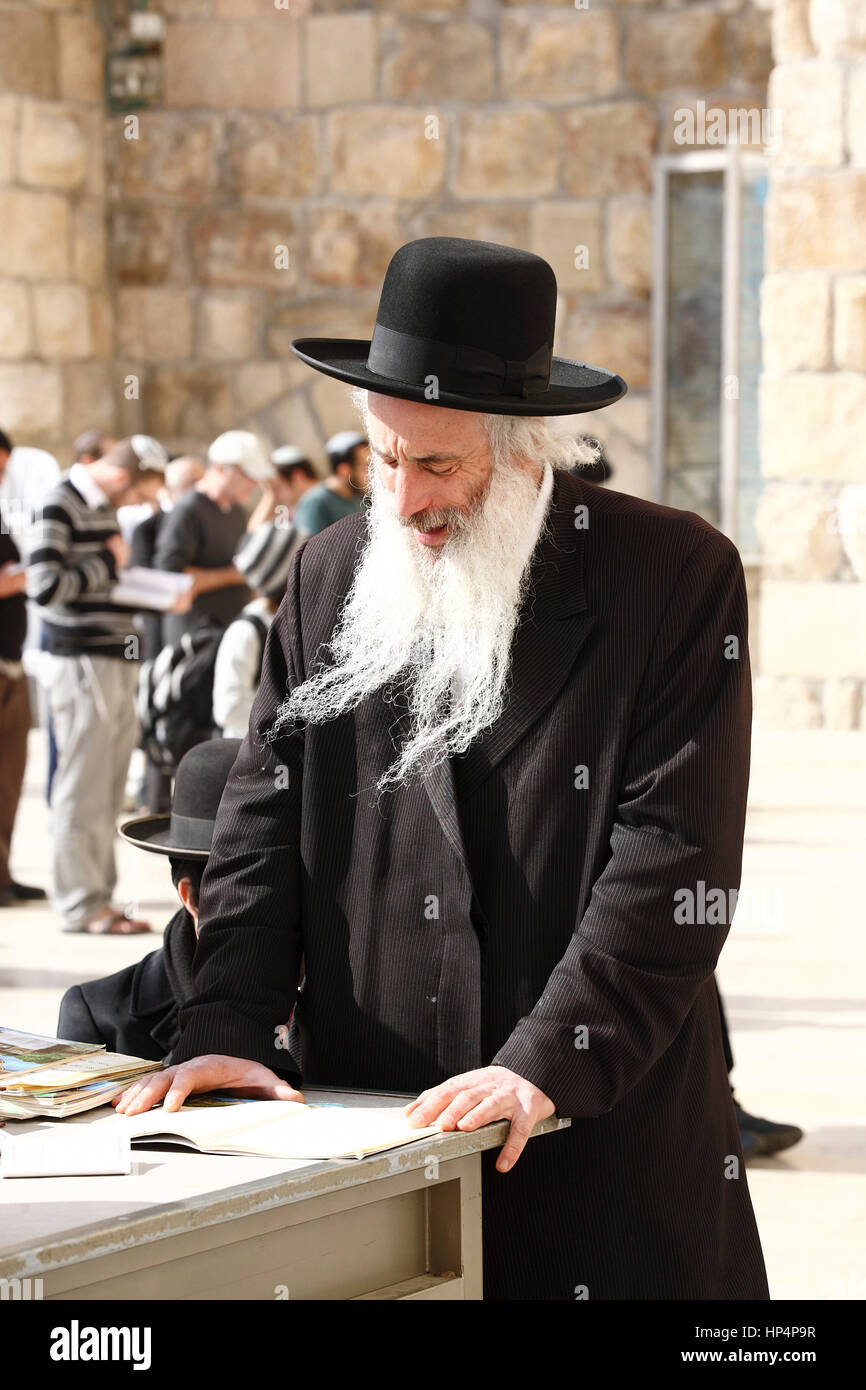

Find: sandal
[64,909,153,935]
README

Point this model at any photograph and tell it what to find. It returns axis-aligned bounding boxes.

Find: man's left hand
[404,1065,555,1173]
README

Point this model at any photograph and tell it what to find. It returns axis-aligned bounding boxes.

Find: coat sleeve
[490,530,752,1118]
[166,541,309,1077]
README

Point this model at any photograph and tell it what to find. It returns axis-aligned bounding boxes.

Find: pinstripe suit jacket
[171,468,769,1300]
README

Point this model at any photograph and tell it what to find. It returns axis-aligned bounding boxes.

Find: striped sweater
[26,475,136,658]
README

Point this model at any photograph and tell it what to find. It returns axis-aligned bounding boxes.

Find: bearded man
[117,238,769,1301]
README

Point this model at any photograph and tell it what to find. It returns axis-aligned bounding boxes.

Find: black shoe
[8,882,48,902]
[735,1101,804,1157]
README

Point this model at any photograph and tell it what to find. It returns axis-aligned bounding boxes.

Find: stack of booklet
[0,1027,160,1120]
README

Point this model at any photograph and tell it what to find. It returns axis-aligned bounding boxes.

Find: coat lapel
[437,468,597,806]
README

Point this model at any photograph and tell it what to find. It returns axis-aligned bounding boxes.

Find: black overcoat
[170,468,770,1300]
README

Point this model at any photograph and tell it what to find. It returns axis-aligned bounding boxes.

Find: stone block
[190,209,300,289]
[849,65,866,166]
[4,190,70,279]
[773,0,816,60]
[146,364,236,440]
[89,290,113,360]
[563,300,650,390]
[373,0,463,10]
[17,100,91,191]
[164,20,301,110]
[109,113,216,203]
[753,674,822,728]
[110,205,188,288]
[836,484,866,581]
[73,200,108,291]
[833,275,866,370]
[822,676,862,728]
[736,3,773,84]
[766,172,866,271]
[381,18,495,102]
[329,108,446,198]
[0,11,56,99]
[759,578,866,677]
[769,61,844,166]
[307,204,404,288]
[197,291,260,361]
[307,13,376,106]
[502,12,620,101]
[57,12,104,102]
[309,373,364,439]
[420,204,530,248]
[0,363,63,439]
[624,12,728,96]
[0,95,17,183]
[33,281,92,360]
[61,362,117,442]
[754,482,844,578]
[265,292,377,358]
[530,201,605,295]
[116,287,194,363]
[563,102,656,197]
[808,0,866,58]
[233,360,305,419]
[253,390,326,468]
[454,108,558,199]
[760,272,831,371]
[606,196,651,297]
[222,114,319,201]
[760,372,866,481]
[0,282,32,360]
[660,95,777,154]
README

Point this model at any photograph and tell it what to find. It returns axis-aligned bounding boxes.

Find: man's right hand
[105,532,130,572]
[112,1055,305,1115]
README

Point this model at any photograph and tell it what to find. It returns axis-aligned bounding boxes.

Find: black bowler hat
[119,738,242,859]
[291,236,627,416]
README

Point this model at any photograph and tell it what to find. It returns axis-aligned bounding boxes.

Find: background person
[25,437,168,934]
[155,431,272,647]
[246,445,318,533]
[292,429,369,536]
[213,523,304,738]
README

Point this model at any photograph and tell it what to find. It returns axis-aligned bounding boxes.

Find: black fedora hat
[291,236,627,416]
[119,738,242,859]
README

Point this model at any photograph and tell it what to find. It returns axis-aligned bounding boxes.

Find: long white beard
[269,454,549,793]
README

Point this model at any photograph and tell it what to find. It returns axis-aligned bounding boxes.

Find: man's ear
[176,877,200,933]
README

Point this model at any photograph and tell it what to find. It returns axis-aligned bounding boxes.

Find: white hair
[349,386,603,473]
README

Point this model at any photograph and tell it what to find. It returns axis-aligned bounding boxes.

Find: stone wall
[755,0,866,729]
[101,0,773,483]
[0,0,113,458]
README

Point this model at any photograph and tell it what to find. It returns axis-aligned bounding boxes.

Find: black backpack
[137,613,270,772]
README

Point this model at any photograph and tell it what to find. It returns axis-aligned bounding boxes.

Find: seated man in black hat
[58,739,301,1079]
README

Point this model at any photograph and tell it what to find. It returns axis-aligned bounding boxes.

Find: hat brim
[118,815,210,860]
[291,339,628,416]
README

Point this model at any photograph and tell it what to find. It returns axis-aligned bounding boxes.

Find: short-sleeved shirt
[154,489,250,644]
[292,483,365,537]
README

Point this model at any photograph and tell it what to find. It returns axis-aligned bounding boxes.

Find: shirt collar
[69,462,110,510]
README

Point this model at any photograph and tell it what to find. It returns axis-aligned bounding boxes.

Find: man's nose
[392,468,436,521]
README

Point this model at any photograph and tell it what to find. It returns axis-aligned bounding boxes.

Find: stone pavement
[2,727,864,1301]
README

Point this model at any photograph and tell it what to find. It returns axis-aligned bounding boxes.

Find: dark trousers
[0,670,30,888]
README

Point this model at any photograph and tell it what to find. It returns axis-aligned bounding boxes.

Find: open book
[116,1098,443,1161]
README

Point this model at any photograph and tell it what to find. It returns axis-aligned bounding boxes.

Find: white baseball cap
[208,431,274,483]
